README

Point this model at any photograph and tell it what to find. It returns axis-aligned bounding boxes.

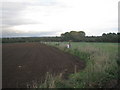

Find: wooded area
[2,31,120,43]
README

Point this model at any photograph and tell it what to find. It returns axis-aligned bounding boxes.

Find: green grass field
[40,42,119,88]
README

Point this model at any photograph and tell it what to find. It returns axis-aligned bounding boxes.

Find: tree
[61,31,86,41]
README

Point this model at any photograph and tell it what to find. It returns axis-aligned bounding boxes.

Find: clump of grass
[38,72,71,88]
[68,45,118,88]
[39,72,56,88]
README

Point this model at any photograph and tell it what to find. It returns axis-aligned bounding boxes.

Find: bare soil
[2,43,85,88]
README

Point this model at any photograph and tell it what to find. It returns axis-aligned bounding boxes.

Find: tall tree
[61,31,85,41]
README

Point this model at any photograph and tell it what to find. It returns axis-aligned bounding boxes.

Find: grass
[38,42,119,88]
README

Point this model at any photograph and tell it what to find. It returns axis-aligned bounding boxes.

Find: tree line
[61,31,119,42]
[2,31,120,43]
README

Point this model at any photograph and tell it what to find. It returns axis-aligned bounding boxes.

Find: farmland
[2,42,119,88]
[46,42,119,88]
[2,42,85,88]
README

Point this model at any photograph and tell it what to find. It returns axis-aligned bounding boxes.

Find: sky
[1,0,119,37]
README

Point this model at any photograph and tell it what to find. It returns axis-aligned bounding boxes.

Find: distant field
[45,42,119,88]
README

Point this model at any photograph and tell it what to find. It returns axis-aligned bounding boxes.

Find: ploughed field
[2,43,85,88]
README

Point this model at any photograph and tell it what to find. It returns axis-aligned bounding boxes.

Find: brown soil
[2,43,85,88]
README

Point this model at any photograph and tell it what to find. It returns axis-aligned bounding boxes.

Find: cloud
[1,0,119,37]
[2,28,60,37]
[2,2,40,26]
[2,0,66,37]
[2,0,61,27]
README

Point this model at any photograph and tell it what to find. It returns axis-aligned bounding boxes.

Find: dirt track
[2,43,85,88]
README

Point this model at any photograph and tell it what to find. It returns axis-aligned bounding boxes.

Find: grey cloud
[2,2,26,18]
[2,2,42,29]
[2,1,58,27]
[2,29,59,37]
[1,0,62,37]
[2,2,29,26]
[3,18,39,26]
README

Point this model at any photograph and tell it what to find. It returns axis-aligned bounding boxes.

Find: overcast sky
[1,0,119,37]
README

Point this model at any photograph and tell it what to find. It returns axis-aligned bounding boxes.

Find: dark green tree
[61,31,85,41]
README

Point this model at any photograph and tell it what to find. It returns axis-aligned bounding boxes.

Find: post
[74,65,77,73]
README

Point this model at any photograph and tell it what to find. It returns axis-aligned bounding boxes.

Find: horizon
[1,31,119,38]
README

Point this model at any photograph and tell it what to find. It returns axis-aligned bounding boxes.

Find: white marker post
[67,44,70,48]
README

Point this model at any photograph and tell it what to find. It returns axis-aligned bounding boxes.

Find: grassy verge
[38,42,119,88]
